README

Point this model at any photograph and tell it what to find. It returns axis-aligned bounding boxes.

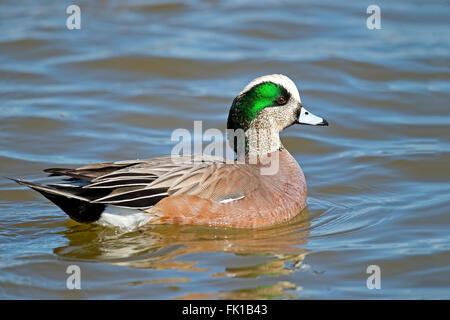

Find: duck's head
[227,74,328,156]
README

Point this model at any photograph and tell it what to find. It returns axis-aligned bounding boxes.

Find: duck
[13,74,328,229]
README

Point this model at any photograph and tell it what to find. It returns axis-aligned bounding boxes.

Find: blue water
[1,0,449,299]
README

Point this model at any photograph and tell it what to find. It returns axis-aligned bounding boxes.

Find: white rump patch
[97,206,150,231]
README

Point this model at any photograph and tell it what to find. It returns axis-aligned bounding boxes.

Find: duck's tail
[10,178,105,223]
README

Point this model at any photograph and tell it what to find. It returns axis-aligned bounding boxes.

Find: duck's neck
[245,119,283,158]
[227,109,283,159]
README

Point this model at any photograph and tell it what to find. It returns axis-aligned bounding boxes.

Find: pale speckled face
[227,74,328,156]
[228,74,327,133]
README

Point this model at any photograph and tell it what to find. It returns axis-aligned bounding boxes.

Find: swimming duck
[13,74,327,229]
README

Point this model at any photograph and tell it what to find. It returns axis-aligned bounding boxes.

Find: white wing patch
[219,195,245,204]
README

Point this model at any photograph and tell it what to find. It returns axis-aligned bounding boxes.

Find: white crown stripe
[239,74,301,102]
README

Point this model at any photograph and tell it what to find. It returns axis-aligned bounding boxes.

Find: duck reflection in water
[54,209,312,299]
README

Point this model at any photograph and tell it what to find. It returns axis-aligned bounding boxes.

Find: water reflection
[54,209,311,298]
[175,281,299,300]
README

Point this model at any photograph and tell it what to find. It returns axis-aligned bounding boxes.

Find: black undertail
[11,179,106,223]
[11,176,169,224]
[11,161,171,224]
[37,189,105,223]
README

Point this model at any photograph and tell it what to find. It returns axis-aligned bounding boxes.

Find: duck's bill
[297,107,328,126]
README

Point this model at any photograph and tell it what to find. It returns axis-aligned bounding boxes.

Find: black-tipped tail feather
[12,178,105,223]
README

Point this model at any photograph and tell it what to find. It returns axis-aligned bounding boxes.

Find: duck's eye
[276,96,287,105]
